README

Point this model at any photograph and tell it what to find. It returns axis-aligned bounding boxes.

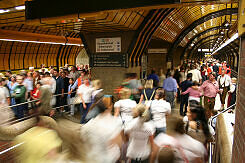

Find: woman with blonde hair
[114,88,137,125]
[139,79,156,104]
[125,104,155,163]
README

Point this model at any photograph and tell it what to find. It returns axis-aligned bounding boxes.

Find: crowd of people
[0,58,237,162]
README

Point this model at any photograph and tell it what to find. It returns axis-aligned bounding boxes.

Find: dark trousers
[204,96,215,118]
[55,96,63,111]
[219,87,229,105]
[80,103,92,124]
[165,91,175,109]
[180,94,188,116]
[16,104,25,119]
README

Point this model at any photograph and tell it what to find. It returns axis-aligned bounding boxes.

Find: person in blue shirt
[147,69,159,87]
[179,73,193,116]
[162,70,178,109]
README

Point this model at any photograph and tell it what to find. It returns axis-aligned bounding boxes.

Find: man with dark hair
[53,69,64,111]
[5,70,12,81]
[200,72,219,118]
[147,69,159,87]
[70,65,80,81]
[179,73,193,116]
[163,70,178,109]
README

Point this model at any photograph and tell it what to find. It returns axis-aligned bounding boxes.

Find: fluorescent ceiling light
[198,49,213,52]
[191,43,194,46]
[211,33,238,55]
[15,5,25,10]
[0,38,83,46]
[0,9,9,13]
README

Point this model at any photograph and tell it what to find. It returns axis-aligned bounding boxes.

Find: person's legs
[179,95,185,116]
[183,95,189,115]
[166,91,175,109]
[80,103,91,124]
[16,105,24,119]
[204,96,211,119]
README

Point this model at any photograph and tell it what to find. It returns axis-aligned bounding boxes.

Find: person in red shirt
[207,64,212,76]
[31,81,41,107]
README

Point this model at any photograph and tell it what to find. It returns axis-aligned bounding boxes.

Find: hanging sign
[96,37,121,53]
[147,48,167,54]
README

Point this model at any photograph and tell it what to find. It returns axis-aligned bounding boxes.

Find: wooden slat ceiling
[153,3,238,44]
[38,10,149,33]
[181,14,238,47]
[0,0,239,44]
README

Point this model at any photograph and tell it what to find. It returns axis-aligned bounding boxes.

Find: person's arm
[181,87,191,95]
[139,94,144,104]
[70,80,78,93]
[78,92,86,109]
[198,71,202,84]
[114,107,120,117]
[150,136,159,163]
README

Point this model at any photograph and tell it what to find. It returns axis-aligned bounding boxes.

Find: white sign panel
[148,48,167,54]
[96,37,121,52]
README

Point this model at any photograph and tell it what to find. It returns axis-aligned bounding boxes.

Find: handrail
[209,103,236,163]
[210,103,236,128]
[3,91,76,109]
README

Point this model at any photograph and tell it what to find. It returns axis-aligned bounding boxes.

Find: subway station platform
[0,0,245,162]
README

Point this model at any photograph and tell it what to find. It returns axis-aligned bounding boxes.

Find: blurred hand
[83,103,87,109]
[50,110,55,117]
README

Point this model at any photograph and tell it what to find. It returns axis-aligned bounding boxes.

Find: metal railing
[1,91,77,125]
[0,92,78,161]
[208,103,236,163]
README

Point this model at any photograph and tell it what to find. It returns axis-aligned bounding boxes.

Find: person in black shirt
[179,73,193,116]
[53,69,64,111]
[61,72,70,112]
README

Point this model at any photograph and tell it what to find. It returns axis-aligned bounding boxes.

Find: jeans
[80,102,92,124]
[155,127,166,136]
[85,106,100,123]
[165,91,175,109]
[67,97,75,115]
[180,94,188,116]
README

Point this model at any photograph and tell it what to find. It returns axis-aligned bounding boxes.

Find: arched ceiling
[0,0,240,62]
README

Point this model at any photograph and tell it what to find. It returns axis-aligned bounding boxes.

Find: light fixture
[198,49,213,52]
[0,38,83,46]
[191,43,194,47]
[221,31,224,34]
[15,5,25,10]
[0,9,9,14]
[211,33,238,55]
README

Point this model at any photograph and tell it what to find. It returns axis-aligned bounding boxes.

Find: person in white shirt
[77,77,93,124]
[188,64,202,84]
[151,116,207,163]
[147,89,171,136]
[125,104,155,163]
[0,78,10,105]
[81,97,123,163]
[114,88,137,125]
[217,69,232,110]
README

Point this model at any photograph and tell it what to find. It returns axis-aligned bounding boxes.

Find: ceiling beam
[0,29,82,45]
